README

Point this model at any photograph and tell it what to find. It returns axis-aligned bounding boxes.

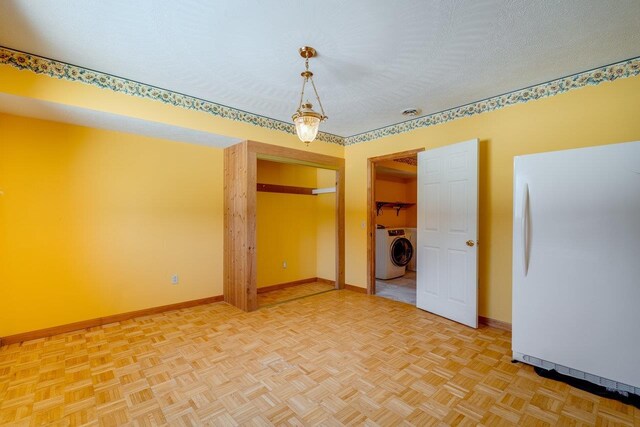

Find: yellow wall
[344,75,640,323]
[0,113,224,336]
[2,61,639,332]
[0,62,343,336]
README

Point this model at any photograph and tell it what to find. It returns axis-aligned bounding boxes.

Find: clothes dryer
[375,228,413,279]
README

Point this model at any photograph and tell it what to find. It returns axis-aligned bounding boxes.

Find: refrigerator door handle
[522,183,530,276]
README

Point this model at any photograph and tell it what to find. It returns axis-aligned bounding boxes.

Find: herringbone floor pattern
[1,291,638,426]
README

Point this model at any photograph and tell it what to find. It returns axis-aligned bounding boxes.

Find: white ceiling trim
[1,46,639,146]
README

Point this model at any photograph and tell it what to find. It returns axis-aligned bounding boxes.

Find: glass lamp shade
[294,115,321,144]
[292,102,322,144]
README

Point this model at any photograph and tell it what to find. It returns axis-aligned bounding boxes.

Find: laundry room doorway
[367,149,423,304]
[369,140,480,328]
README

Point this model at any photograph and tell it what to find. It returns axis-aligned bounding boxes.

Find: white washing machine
[405,228,417,271]
[375,228,414,279]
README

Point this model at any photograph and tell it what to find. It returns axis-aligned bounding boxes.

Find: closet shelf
[256,183,337,196]
[375,201,415,216]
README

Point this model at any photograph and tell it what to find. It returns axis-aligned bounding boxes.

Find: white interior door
[416,139,479,328]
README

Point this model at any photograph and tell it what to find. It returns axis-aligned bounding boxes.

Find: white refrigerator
[512,141,640,395]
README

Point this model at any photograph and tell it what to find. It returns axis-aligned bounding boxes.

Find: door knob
[466,240,475,247]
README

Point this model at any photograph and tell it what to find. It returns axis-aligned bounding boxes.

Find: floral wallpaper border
[343,56,640,145]
[0,46,344,146]
[1,46,639,147]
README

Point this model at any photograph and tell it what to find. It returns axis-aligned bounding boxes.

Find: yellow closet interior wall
[256,160,318,288]
[344,75,640,323]
[315,168,336,282]
[255,161,337,287]
[0,113,224,337]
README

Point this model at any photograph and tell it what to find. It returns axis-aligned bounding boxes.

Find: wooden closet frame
[224,140,345,311]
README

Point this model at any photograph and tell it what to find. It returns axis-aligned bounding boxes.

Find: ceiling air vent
[401,108,421,116]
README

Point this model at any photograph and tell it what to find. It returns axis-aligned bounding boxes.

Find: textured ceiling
[0,93,241,148]
[0,0,639,138]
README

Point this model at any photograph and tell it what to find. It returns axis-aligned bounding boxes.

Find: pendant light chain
[309,76,327,120]
[297,73,307,111]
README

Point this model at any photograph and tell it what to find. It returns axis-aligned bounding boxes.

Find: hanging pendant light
[292,46,327,145]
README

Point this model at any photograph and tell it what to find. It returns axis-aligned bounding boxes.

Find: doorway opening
[367,149,424,304]
[255,159,337,307]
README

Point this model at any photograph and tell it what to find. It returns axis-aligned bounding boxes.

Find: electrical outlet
[283,261,287,269]
[171,274,179,285]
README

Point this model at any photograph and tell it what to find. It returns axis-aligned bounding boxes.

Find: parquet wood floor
[1,290,638,426]
[258,282,335,307]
